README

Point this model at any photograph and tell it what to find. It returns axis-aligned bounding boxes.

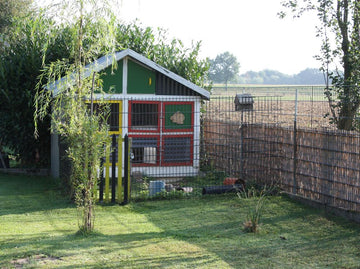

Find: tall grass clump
[237,183,275,233]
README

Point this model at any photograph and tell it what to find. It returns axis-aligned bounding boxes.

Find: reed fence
[203,93,360,213]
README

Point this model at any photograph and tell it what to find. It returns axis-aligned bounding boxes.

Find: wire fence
[202,87,360,213]
[209,86,332,129]
[87,96,236,203]
[92,87,360,214]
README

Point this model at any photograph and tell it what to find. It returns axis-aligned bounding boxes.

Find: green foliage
[237,184,276,233]
[116,21,211,91]
[34,0,117,234]
[133,176,191,201]
[209,51,240,89]
[1,17,210,167]
[0,0,32,32]
[0,14,73,166]
[280,0,360,130]
[242,195,267,233]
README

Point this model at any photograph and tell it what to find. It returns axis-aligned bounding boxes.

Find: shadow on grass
[1,173,360,268]
[0,226,230,268]
[0,173,74,216]
[2,207,360,269]
[129,195,360,268]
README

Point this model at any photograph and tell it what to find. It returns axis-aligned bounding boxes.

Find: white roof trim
[47,48,210,100]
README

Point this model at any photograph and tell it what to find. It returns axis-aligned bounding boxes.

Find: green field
[1,173,360,268]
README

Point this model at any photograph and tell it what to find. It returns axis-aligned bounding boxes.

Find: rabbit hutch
[50,49,210,179]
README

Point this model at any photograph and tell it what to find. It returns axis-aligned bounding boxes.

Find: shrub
[237,185,270,233]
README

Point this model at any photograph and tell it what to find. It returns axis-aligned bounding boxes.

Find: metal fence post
[111,134,116,203]
[117,136,123,203]
[240,109,244,179]
[293,89,298,195]
[123,134,130,205]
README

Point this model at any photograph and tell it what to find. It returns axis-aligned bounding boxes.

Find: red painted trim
[129,134,160,167]
[162,101,194,133]
[128,101,161,133]
[161,134,193,166]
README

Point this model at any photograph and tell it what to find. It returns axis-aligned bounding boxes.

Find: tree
[35,0,118,234]
[0,0,33,32]
[209,51,240,90]
[295,68,325,85]
[0,14,73,166]
[280,0,360,130]
[115,21,211,91]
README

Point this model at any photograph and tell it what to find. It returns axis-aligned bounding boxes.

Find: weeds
[237,183,274,233]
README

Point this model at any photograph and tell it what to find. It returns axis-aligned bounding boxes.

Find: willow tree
[0,0,33,32]
[35,0,118,234]
[280,0,360,130]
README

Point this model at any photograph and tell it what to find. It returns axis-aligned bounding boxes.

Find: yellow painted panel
[108,100,123,135]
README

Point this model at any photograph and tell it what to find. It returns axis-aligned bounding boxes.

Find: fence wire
[203,87,360,212]
[94,87,360,214]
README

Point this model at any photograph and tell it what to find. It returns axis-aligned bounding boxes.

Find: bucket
[223,177,238,185]
[149,180,165,196]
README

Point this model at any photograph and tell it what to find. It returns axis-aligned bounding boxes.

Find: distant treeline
[235,68,327,85]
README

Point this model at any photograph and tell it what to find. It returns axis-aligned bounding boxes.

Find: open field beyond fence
[206,86,332,129]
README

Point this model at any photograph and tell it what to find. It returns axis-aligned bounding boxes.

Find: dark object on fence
[202,185,243,195]
[234,93,254,111]
[111,134,116,203]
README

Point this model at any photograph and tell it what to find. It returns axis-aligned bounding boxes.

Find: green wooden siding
[164,104,193,130]
[128,59,155,94]
[101,60,123,94]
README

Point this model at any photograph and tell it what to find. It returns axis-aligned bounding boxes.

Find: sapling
[34,0,118,234]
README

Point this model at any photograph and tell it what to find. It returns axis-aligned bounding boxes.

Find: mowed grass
[1,173,360,268]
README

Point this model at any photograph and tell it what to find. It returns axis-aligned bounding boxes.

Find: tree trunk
[337,104,358,130]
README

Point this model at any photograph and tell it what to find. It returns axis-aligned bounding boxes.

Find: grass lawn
[1,173,360,268]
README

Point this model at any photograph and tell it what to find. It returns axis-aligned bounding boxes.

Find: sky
[118,0,321,75]
[35,0,322,75]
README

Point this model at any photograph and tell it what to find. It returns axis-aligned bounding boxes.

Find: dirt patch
[11,254,61,268]
[205,97,333,129]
